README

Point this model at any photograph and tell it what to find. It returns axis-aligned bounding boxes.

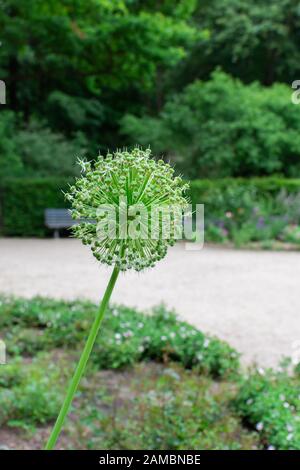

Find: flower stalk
[45,266,120,450]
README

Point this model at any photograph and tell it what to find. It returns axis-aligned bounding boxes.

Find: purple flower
[256,216,265,229]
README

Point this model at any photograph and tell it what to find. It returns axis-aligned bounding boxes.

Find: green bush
[234,367,300,450]
[0,359,24,388]
[14,121,85,178]
[0,112,85,181]
[0,297,240,378]
[1,296,300,449]
[122,72,300,178]
[0,112,24,180]
[189,177,300,245]
[1,174,300,240]
[189,177,300,205]
[82,363,260,450]
[0,177,72,236]
[2,174,300,239]
[0,353,68,426]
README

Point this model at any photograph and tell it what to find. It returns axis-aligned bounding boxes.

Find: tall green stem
[45,266,120,450]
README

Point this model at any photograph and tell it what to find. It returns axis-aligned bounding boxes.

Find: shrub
[122,72,300,178]
[0,112,85,182]
[234,368,300,450]
[82,363,260,450]
[0,112,24,180]
[0,359,24,388]
[0,354,67,426]
[0,177,72,236]
[1,173,300,239]
[189,178,300,245]
[0,297,240,378]
[14,121,85,178]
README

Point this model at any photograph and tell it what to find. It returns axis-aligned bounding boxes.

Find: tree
[0,0,198,148]
[176,0,300,86]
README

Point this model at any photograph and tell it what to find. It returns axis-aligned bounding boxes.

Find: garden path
[0,238,299,367]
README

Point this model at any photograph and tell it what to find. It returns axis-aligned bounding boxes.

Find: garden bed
[0,297,299,450]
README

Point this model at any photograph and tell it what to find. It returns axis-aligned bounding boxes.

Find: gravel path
[0,238,299,367]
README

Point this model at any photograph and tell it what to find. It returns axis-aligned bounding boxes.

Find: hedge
[189,177,300,217]
[0,177,72,237]
[189,177,300,205]
[1,176,300,237]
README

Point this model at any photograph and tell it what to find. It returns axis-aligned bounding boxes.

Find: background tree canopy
[0,0,299,180]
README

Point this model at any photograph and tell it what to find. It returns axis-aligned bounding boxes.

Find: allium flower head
[66,148,189,271]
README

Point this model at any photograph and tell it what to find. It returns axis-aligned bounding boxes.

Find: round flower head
[66,148,189,271]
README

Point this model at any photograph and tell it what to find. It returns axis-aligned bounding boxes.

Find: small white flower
[115,333,121,340]
[257,367,265,375]
[287,424,294,432]
[256,422,264,431]
[138,345,144,353]
[246,398,253,405]
[123,330,133,338]
[163,368,180,380]
[279,394,286,401]
[148,390,157,400]
[287,433,293,441]
[138,322,144,329]
[267,445,275,450]
[203,338,210,348]
[161,335,167,341]
[170,332,176,339]
[283,402,290,409]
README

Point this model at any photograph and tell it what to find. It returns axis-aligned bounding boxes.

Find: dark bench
[45,208,76,238]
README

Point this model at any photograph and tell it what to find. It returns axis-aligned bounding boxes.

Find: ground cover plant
[234,366,300,450]
[1,296,300,450]
[0,297,239,377]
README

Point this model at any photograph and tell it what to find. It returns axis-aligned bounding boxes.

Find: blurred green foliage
[0,177,71,236]
[2,176,300,241]
[0,354,260,449]
[189,177,300,246]
[0,112,85,179]
[82,363,259,450]
[0,297,240,377]
[1,296,300,449]
[234,365,300,450]
[122,72,300,178]
[178,0,300,86]
[0,0,199,173]
[1,1,300,183]
[0,353,70,427]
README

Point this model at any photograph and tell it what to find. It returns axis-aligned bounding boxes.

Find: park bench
[45,208,76,238]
